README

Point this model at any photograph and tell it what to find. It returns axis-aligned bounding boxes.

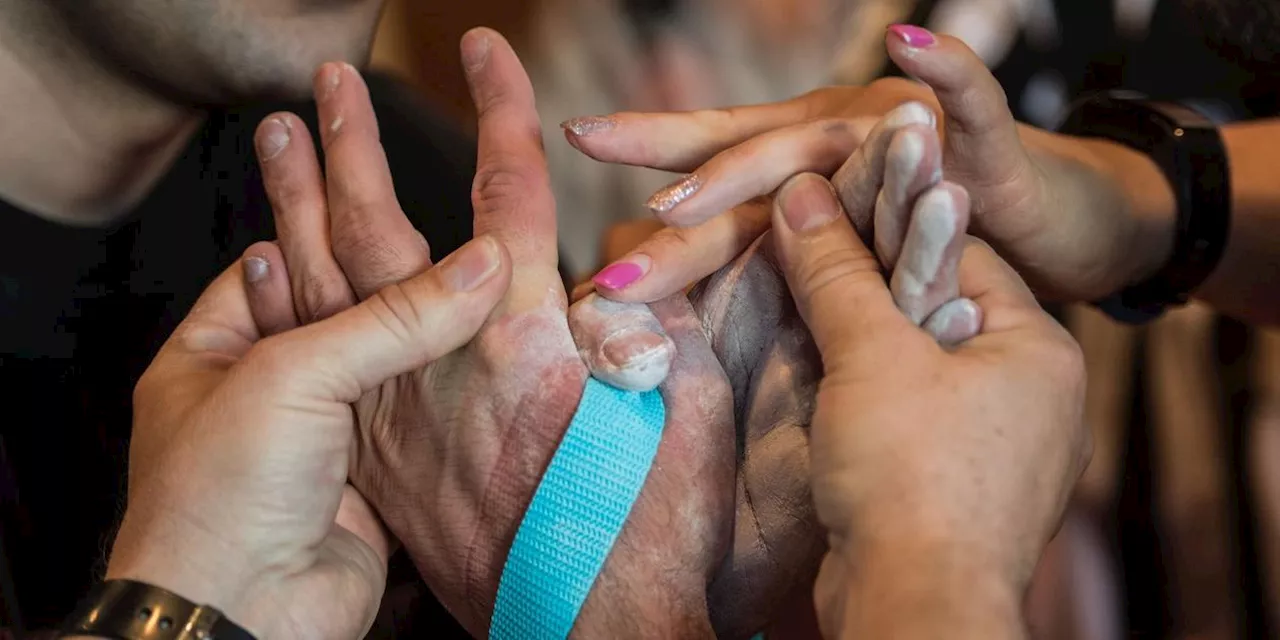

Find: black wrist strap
[1057,92,1231,324]
[58,579,256,640]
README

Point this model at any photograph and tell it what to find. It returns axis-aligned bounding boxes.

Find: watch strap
[59,579,255,640]
[1057,92,1231,324]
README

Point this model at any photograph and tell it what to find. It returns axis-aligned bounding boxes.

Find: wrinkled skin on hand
[253,30,975,640]
[252,34,737,637]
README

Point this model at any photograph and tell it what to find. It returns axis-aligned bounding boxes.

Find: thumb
[884,26,1029,189]
[772,173,914,363]
[261,235,512,401]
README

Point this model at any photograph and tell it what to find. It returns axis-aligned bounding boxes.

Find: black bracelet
[1056,91,1232,324]
[59,579,256,640]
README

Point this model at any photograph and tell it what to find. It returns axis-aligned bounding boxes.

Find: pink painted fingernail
[888,24,937,48]
[646,174,702,214]
[562,116,616,136]
[593,255,651,290]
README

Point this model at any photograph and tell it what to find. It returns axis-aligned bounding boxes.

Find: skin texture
[254,35,735,638]
[248,31,987,638]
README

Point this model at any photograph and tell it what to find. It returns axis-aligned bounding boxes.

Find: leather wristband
[58,579,255,640]
[1056,91,1231,324]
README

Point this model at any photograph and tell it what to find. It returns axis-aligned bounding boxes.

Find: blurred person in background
[0,0,480,634]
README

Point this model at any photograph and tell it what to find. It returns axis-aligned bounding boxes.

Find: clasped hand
[110,26,1091,640]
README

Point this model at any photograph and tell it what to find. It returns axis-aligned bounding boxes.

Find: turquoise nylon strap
[488,377,667,640]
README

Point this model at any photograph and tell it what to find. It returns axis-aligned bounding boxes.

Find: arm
[1198,119,1280,324]
[824,540,1024,640]
[1034,117,1280,326]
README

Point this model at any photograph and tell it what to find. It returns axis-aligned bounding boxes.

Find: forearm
[1023,117,1280,325]
[1194,119,1280,325]
[1021,123,1176,300]
[820,539,1025,640]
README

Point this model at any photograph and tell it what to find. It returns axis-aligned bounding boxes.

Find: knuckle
[471,160,545,215]
[365,282,428,346]
[298,274,348,322]
[330,207,417,285]
[651,226,697,257]
[1038,329,1087,388]
[950,84,1009,136]
[795,245,882,300]
[697,106,740,133]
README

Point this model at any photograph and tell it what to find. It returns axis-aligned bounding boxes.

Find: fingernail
[778,174,841,233]
[562,116,616,137]
[646,175,702,214]
[924,298,983,347]
[602,330,670,369]
[441,236,501,292]
[318,63,342,101]
[886,101,938,129]
[888,24,937,48]
[462,29,492,73]
[256,117,291,161]
[593,254,651,290]
[243,256,270,284]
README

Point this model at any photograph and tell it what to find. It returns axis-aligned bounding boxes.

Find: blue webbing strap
[488,377,667,639]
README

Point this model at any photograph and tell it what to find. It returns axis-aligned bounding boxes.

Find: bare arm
[1028,117,1280,326]
[821,541,1026,640]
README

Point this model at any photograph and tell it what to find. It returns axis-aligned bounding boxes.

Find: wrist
[1078,136,1178,292]
[106,508,275,638]
[831,535,1025,640]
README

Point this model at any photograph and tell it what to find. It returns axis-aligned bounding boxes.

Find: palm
[693,235,826,637]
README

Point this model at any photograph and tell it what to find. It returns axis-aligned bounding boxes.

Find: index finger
[560,89,832,172]
[463,28,558,271]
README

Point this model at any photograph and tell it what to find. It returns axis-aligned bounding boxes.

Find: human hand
[567,25,1174,305]
[671,117,981,636]
[252,30,739,637]
[109,234,509,638]
[765,172,1089,637]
